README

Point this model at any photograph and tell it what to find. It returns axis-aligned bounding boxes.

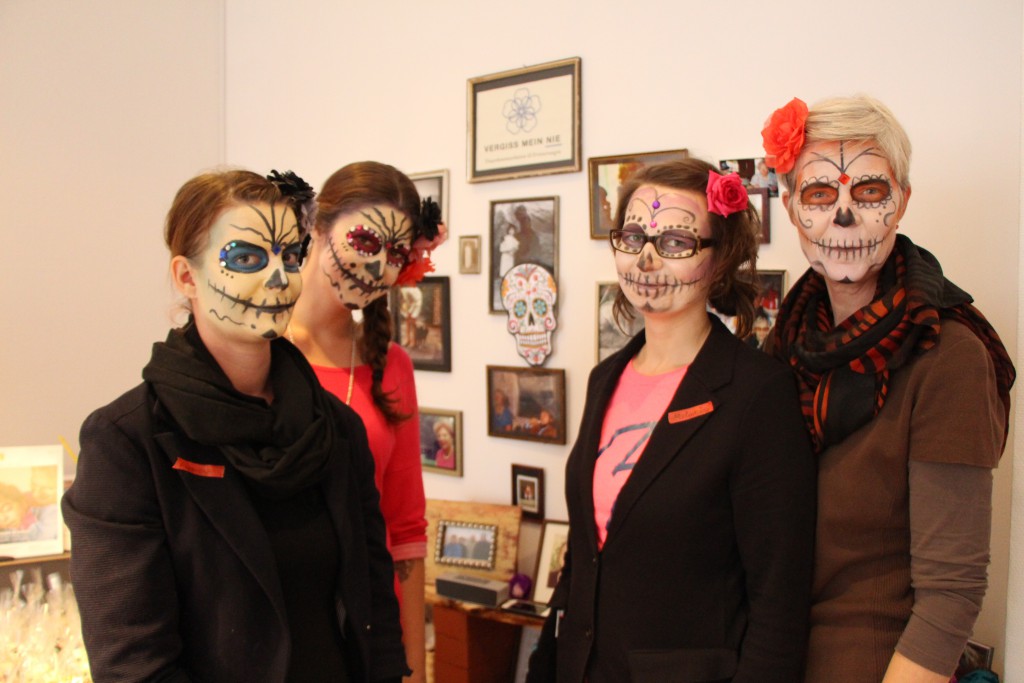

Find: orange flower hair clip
[761,97,808,175]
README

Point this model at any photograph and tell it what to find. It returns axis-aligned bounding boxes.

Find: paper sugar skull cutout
[501,263,557,366]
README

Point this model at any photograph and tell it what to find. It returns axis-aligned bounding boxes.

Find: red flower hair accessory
[706,170,748,217]
[761,97,808,175]
[395,220,448,286]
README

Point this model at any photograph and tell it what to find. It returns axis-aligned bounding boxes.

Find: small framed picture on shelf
[458,235,482,274]
[408,169,449,223]
[596,282,644,362]
[532,520,570,604]
[510,464,544,520]
[489,196,559,313]
[467,57,582,183]
[588,148,690,238]
[434,519,498,570]
[487,365,567,445]
[388,276,451,372]
[418,408,463,477]
[0,444,64,558]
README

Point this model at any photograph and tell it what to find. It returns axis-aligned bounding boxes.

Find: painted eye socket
[657,232,698,256]
[347,225,382,256]
[219,241,268,273]
[533,299,548,316]
[800,183,839,206]
[514,300,528,318]
[616,226,647,250]
[851,179,891,204]
[387,243,411,268]
[281,243,303,272]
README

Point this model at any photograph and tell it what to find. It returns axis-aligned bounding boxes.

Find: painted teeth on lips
[811,237,882,259]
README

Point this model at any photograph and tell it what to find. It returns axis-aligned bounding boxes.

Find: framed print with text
[468,58,581,183]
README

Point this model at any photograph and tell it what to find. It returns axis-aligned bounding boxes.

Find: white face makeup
[190,202,303,341]
[317,204,413,310]
[787,139,908,286]
[614,184,714,318]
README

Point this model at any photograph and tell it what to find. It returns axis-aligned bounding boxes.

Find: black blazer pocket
[627,647,737,682]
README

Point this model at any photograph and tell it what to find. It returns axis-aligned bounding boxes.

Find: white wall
[3,0,1021,676]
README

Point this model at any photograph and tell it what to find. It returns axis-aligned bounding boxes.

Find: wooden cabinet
[431,599,542,683]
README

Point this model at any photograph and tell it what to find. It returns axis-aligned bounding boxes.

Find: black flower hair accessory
[418,197,442,241]
[267,169,318,233]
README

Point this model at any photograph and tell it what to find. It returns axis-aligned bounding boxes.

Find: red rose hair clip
[706,170,748,217]
[760,97,808,175]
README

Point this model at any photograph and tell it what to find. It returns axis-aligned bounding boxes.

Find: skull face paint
[192,202,303,340]
[501,263,557,366]
[319,204,413,310]
[615,185,714,317]
[787,139,908,285]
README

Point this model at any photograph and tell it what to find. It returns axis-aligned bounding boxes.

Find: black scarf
[142,322,336,499]
[771,234,1015,453]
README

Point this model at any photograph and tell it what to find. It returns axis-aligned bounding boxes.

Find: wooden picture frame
[0,444,64,558]
[511,464,544,520]
[487,365,567,445]
[389,275,451,371]
[747,187,771,244]
[425,499,522,586]
[719,156,779,197]
[532,520,569,604]
[596,281,643,362]
[434,519,498,570]
[418,408,463,477]
[467,57,582,183]
[489,196,559,313]
[458,235,482,274]
[587,148,690,238]
[408,168,449,223]
[745,269,787,350]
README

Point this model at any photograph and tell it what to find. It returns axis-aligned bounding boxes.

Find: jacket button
[592,556,598,565]
[585,629,593,639]
[365,624,372,631]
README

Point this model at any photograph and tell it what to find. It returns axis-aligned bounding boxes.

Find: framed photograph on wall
[532,520,570,604]
[489,196,559,313]
[487,365,566,445]
[468,57,581,183]
[719,156,778,197]
[459,235,482,274]
[511,464,544,520]
[746,269,787,350]
[419,408,463,477]
[389,275,451,371]
[434,519,497,570]
[408,169,449,223]
[587,148,690,238]
[596,282,644,362]
[0,444,64,558]
[747,187,771,243]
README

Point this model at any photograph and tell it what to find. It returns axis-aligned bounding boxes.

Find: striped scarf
[771,234,1014,454]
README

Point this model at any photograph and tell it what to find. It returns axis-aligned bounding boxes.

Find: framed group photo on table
[408,169,449,223]
[489,196,559,313]
[468,57,582,183]
[0,444,64,558]
[434,519,497,570]
[487,365,567,445]
[532,520,570,604]
[388,275,451,371]
[588,148,690,238]
[418,408,463,477]
[510,464,544,520]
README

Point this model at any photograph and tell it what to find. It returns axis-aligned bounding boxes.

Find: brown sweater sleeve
[896,460,992,675]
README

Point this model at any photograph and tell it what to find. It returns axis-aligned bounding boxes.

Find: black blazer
[529,316,815,683]
[62,382,408,683]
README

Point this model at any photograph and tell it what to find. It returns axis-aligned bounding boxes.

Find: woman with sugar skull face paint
[762,95,1015,682]
[287,161,446,683]
[527,158,816,683]
[62,169,410,683]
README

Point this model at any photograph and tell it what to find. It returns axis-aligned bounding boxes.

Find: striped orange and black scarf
[770,234,1014,454]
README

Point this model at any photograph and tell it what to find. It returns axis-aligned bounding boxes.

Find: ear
[781,190,799,226]
[170,255,199,299]
[895,185,912,228]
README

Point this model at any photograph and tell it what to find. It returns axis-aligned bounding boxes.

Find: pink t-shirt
[593,360,687,549]
[312,343,428,562]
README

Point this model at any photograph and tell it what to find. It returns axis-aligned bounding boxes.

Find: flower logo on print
[502,88,542,134]
[501,263,557,366]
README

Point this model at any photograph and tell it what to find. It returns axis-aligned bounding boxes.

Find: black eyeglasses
[609,229,716,259]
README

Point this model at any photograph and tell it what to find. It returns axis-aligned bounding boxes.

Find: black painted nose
[834,207,855,227]
[366,260,383,279]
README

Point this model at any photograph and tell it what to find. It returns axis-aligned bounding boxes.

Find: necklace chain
[286,326,356,405]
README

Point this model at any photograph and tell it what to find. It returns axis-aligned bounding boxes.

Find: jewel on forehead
[650,221,657,228]
[652,200,661,209]
[272,244,281,255]
[839,173,850,185]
